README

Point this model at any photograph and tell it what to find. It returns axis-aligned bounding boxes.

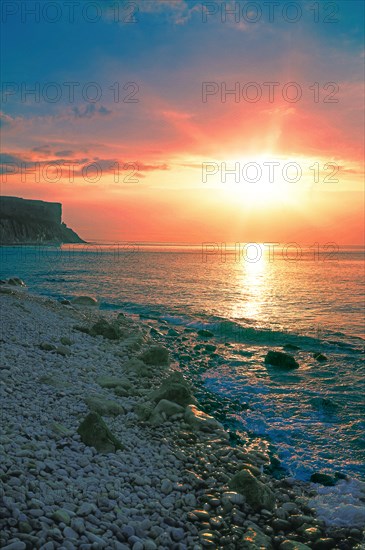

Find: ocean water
[1,244,364,493]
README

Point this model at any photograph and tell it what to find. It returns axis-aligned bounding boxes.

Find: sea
[1,242,364,526]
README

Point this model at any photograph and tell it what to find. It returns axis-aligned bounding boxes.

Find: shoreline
[1,285,364,549]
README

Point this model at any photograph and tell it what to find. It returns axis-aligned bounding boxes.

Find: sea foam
[308,478,365,527]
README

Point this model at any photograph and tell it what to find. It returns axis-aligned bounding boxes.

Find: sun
[219,154,313,208]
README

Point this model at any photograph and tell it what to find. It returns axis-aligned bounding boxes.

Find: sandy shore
[0,286,364,550]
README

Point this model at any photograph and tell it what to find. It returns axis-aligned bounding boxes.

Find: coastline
[1,286,364,549]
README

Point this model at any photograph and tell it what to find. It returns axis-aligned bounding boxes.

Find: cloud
[55,150,74,157]
[0,112,21,129]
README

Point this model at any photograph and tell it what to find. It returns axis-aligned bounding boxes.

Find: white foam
[308,478,365,527]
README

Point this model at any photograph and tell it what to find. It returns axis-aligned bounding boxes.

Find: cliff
[0,196,85,244]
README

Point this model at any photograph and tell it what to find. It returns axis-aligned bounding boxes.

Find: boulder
[38,375,71,389]
[7,277,26,286]
[241,525,273,549]
[84,395,124,416]
[89,318,122,340]
[149,399,184,425]
[265,351,299,369]
[139,345,169,366]
[71,296,97,306]
[184,404,225,434]
[228,469,275,511]
[135,402,155,421]
[150,372,195,406]
[39,342,55,351]
[77,412,123,453]
[313,352,327,362]
[197,329,214,337]
[310,473,336,486]
[124,357,152,377]
[96,376,129,389]
[55,345,71,356]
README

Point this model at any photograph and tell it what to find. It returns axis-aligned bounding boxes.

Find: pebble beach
[1,284,364,550]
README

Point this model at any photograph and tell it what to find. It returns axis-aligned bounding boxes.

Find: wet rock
[312,539,336,550]
[241,525,273,549]
[228,469,275,511]
[7,277,26,287]
[310,473,336,486]
[71,296,97,306]
[283,343,300,351]
[204,344,216,353]
[84,395,124,416]
[197,329,214,338]
[139,345,169,366]
[313,352,327,362]
[280,541,312,550]
[265,351,299,369]
[77,412,123,453]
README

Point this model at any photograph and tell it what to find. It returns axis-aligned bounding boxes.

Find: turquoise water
[1,243,364,481]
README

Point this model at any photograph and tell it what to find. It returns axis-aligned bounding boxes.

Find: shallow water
[1,243,364,487]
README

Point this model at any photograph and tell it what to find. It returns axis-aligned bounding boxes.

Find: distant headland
[0,196,85,244]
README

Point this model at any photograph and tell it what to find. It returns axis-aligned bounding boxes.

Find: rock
[313,352,327,362]
[149,400,184,425]
[150,372,195,406]
[52,509,71,525]
[204,344,216,352]
[161,479,173,495]
[283,343,300,351]
[312,539,336,550]
[49,422,72,437]
[55,345,71,356]
[280,541,312,550]
[135,402,154,421]
[2,542,26,550]
[60,337,72,345]
[241,526,273,549]
[77,412,123,453]
[310,473,336,486]
[39,342,55,351]
[7,277,26,287]
[96,376,129,389]
[184,404,225,434]
[77,503,96,517]
[89,318,122,340]
[228,469,275,511]
[84,395,124,416]
[71,296,97,306]
[38,375,71,389]
[264,351,299,369]
[139,345,169,366]
[124,357,152,377]
[197,329,214,337]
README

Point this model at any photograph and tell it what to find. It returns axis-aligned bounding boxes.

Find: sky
[1,0,364,243]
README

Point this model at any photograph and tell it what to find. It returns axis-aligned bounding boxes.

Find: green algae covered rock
[229,469,275,511]
[77,412,123,453]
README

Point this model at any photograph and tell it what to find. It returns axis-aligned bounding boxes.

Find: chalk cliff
[0,196,85,244]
